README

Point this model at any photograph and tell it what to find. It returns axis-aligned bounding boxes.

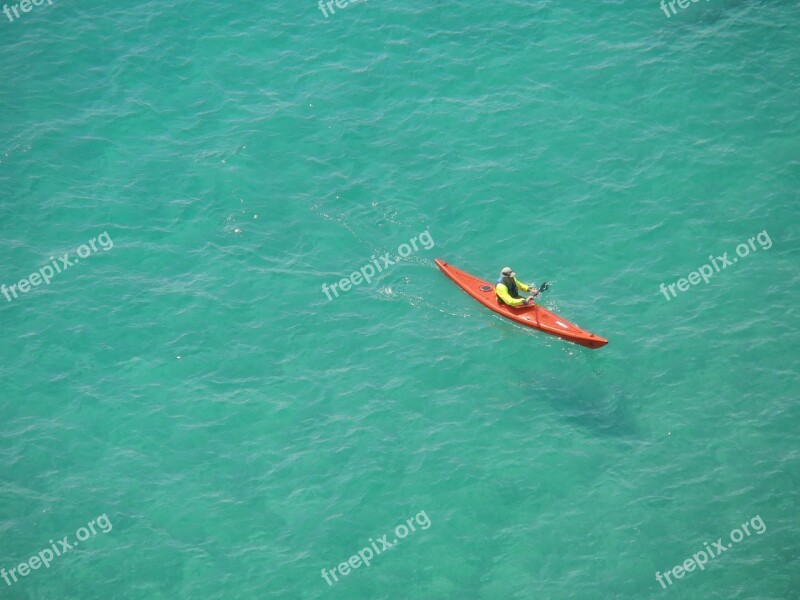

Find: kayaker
[496,267,538,307]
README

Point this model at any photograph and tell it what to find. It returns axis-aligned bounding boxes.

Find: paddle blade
[539,282,549,293]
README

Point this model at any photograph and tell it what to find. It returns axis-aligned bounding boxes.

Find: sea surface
[1,1,798,598]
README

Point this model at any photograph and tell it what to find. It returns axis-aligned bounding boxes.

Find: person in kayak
[496,267,539,307]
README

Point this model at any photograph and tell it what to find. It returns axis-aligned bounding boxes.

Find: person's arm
[495,282,527,307]
[515,278,539,297]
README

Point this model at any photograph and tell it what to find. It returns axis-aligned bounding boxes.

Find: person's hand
[531,288,540,297]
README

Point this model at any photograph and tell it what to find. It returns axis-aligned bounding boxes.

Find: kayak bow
[435,259,608,349]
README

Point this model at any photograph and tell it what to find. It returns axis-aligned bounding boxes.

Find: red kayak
[435,259,608,349]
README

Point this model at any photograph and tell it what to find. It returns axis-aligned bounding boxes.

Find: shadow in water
[518,371,640,439]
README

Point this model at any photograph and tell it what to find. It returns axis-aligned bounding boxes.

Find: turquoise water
[1,0,799,598]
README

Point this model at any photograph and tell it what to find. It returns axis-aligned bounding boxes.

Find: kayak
[435,259,608,349]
